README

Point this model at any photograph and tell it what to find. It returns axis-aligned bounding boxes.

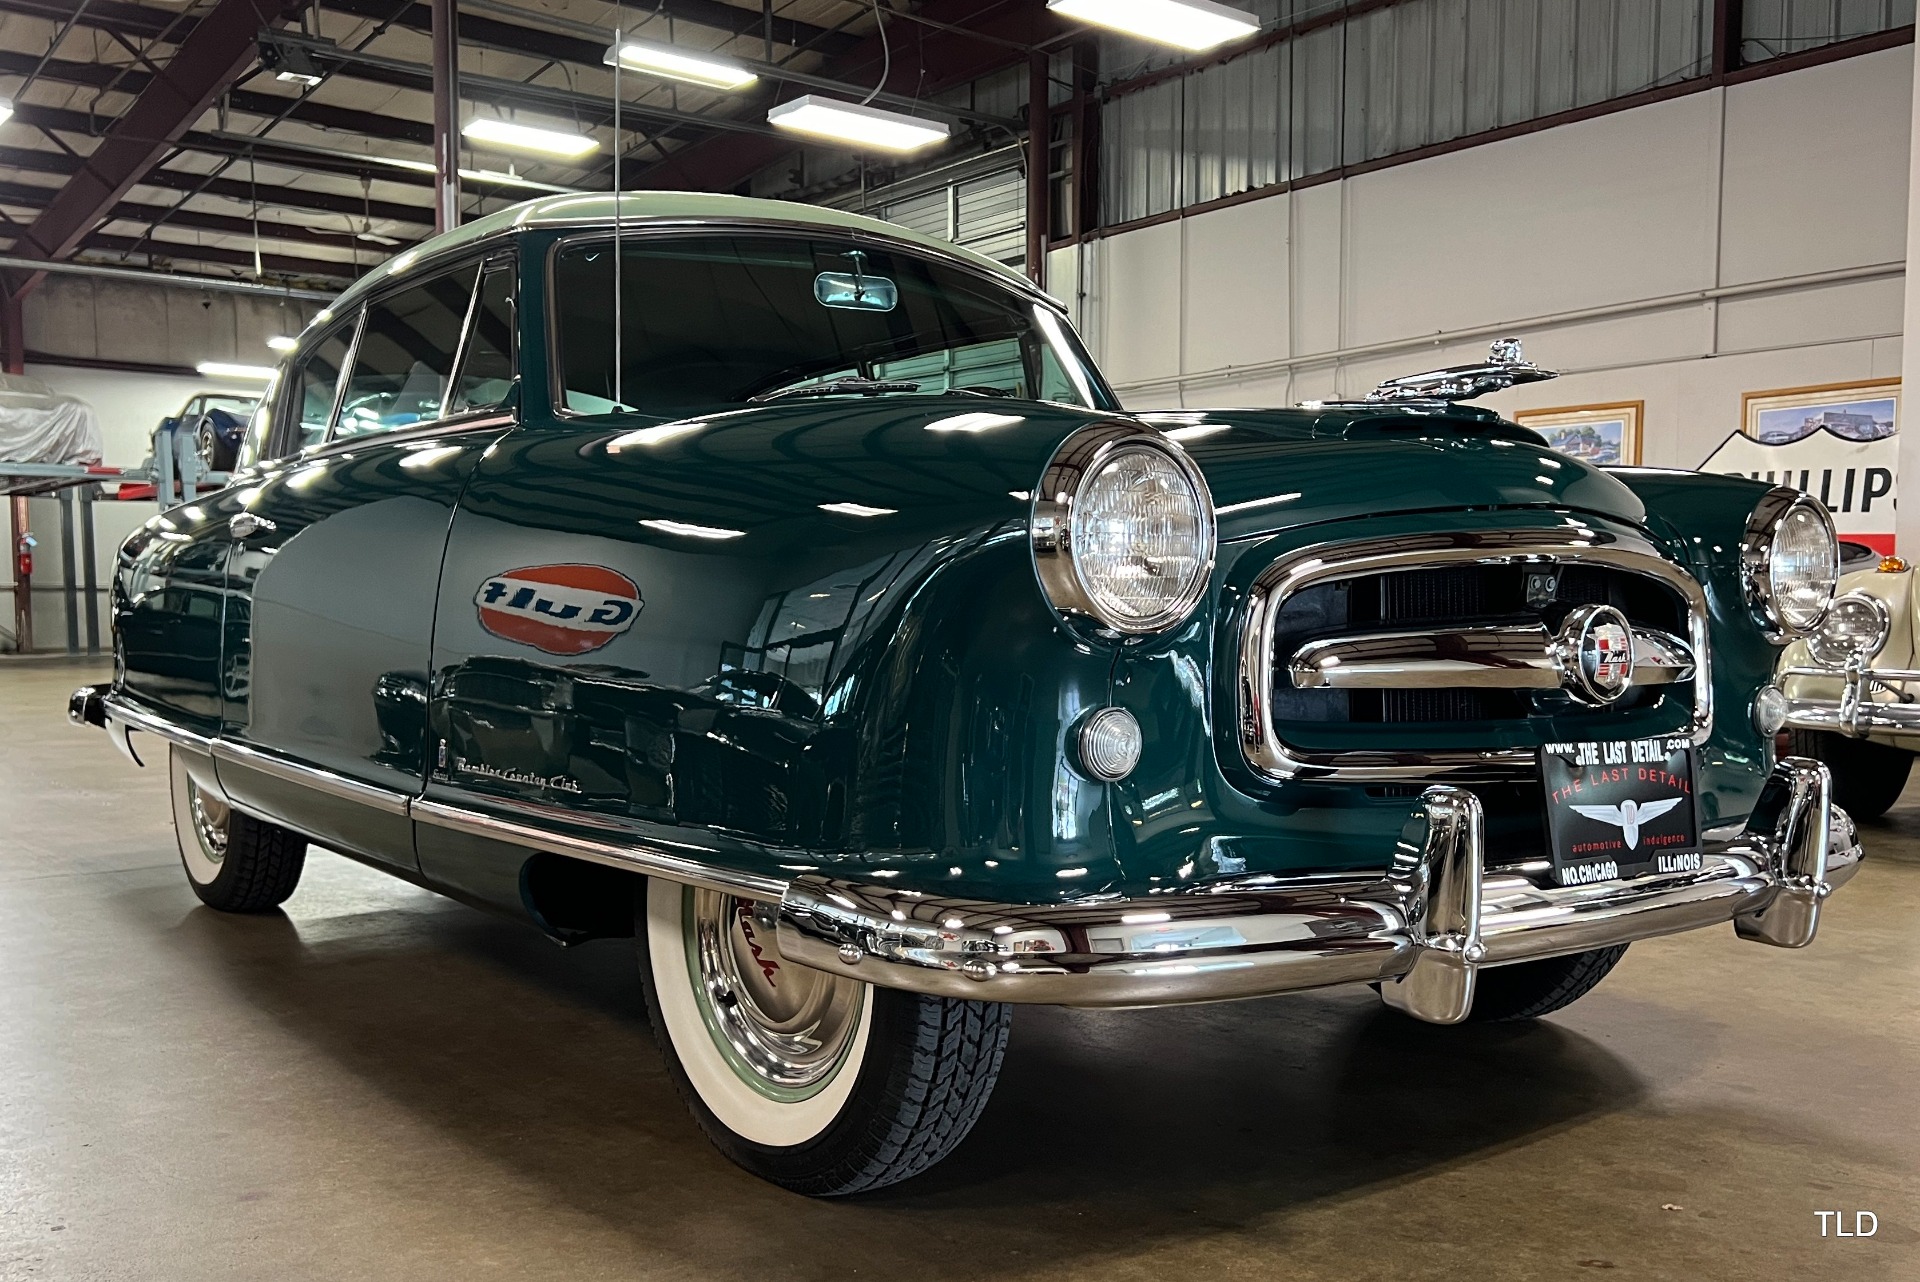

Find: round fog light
[1753,684,1789,737]
[1075,706,1142,782]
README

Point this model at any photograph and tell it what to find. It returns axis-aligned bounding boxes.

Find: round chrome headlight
[1032,425,1216,635]
[1743,489,1838,635]
[1806,591,1890,667]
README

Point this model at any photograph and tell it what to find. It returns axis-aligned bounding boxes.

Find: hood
[1147,406,1648,539]
[529,398,1646,545]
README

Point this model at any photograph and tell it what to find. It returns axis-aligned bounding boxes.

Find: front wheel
[1786,728,1913,820]
[169,747,306,912]
[639,878,1011,1196]
[1461,944,1629,1022]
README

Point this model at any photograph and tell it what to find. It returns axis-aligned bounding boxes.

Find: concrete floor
[2,659,1915,1282]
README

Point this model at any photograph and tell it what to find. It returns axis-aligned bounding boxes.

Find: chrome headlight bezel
[1742,488,1839,637]
[1031,423,1217,636]
[1806,591,1891,668]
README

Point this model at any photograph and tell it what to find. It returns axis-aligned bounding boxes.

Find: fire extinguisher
[15,530,35,580]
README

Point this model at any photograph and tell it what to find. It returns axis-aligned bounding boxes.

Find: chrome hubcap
[188,783,230,863]
[687,889,863,1097]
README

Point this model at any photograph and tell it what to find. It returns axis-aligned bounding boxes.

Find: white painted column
[1896,47,1920,554]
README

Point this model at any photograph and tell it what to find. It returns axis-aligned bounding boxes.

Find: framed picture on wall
[1742,379,1899,444]
[1514,402,1642,466]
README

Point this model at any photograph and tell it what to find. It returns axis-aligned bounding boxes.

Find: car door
[216,250,520,870]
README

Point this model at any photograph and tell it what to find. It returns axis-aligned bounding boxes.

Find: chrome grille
[1236,529,1712,783]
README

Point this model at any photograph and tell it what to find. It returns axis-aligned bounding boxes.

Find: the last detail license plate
[1542,737,1700,886]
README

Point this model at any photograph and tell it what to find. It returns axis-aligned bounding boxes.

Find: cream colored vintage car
[1780,541,1920,818]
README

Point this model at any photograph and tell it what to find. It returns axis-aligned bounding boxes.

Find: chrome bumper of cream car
[776,758,1860,1023]
[1779,663,1920,741]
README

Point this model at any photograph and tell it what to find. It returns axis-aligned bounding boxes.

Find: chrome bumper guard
[1780,662,1920,741]
[777,758,1860,1023]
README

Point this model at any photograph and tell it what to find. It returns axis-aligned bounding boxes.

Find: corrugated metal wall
[1742,0,1915,60]
[862,157,1029,269]
[1101,0,1908,228]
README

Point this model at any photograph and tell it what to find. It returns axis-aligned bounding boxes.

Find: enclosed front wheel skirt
[639,878,1011,1196]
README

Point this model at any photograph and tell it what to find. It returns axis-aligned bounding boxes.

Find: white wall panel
[1342,91,1721,345]
[1181,199,1292,374]
[1718,45,1912,284]
[1086,47,1911,478]
[1096,220,1185,385]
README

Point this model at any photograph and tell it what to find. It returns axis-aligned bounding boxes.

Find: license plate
[1542,737,1700,887]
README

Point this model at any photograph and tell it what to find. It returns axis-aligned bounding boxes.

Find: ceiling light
[259,40,328,87]
[1046,0,1260,51]
[356,230,401,247]
[767,95,949,153]
[0,99,13,127]
[197,361,276,381]
[925,412,1024,433]
[640,518,746,540]
[606,38,757,91]
[818,502,897,517]
[462,117,600,159]
[266,335,298,352]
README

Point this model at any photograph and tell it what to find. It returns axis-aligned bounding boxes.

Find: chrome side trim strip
[1236,528,1714,783]
[1291,623,1693,692]
[210,739,412,816]
[100,692,212,754]
[409,797,787,900]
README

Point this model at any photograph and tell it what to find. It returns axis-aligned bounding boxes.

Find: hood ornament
[1365,337,1560,404]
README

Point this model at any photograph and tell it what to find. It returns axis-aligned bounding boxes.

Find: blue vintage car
[72,193,1859,1196]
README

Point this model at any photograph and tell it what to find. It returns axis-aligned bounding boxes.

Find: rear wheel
[1463,945,1629,1022]
[1786,728,1912,820]
[169,747,306,912]
[639,878,1011,1196]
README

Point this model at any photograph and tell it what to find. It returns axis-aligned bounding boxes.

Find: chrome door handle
[228,512,276,539]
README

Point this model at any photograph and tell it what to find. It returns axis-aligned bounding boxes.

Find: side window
[335,265,477,438]
[287,325,355,455]
[449,264,515,415]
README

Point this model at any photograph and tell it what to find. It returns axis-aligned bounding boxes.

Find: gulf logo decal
[474,564,641,655]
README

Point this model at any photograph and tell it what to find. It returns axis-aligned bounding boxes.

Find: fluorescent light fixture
[356,230,401,247]
[606,38,757,91]
[461,117,600,159]
[767,95,949,153]
[925,412,1024,434]
[0,99,13,127]
[1046,0,1260,51]
[266,335,298,353]
[640,518,746,540]
[197,361,276,381]
[818,502,897,517]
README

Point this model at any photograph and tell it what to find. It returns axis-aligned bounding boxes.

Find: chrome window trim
[1741,486,1838,639]
[540,222,1114,422]
[1030,422,1217,636]
[1236,527,1714,783]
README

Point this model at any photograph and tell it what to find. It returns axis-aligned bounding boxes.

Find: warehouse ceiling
[0,0,1058,291]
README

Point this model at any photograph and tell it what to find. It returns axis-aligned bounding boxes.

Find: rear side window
[335,265,477,438]
[449,265,514,415]
[289,326,355,453]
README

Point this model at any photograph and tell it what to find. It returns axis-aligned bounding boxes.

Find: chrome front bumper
[777,758,1861,1024]
[1780,662,1920,741]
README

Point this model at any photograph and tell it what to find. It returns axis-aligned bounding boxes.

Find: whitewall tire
[639,877,1012,1195]
[169,747,307,912]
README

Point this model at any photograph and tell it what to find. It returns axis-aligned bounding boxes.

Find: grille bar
[1236,529,1713,784]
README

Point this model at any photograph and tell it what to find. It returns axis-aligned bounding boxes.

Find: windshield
[552,233,1114,416]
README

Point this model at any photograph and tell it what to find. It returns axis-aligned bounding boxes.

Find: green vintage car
[72,193,1861,1196]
